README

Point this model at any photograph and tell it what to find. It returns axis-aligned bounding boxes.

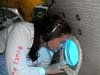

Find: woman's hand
[46,60,67,74]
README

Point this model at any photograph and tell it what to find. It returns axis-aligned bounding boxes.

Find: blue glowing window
[64,39,79,66]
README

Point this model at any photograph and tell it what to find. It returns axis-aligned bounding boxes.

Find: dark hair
[42,18,72,42]
[51,21,72,38]
[28,14,72,61]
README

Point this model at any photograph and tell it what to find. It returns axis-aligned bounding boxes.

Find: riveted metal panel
[49,0,100,75]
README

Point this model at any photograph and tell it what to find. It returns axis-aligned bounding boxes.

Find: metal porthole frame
[60,35,82,75]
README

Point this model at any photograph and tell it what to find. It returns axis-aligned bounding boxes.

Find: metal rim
[60,35,82,75]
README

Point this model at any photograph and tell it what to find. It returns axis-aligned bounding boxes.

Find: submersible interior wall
[48,0,100,75]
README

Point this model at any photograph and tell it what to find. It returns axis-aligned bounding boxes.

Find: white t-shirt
[5,22,45,75]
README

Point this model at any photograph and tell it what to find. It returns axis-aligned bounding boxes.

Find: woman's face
[48,34,69,51]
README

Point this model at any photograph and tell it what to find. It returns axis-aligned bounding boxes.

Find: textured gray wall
[48,0,100,75]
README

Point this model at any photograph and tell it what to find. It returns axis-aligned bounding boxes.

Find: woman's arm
[46,63,65,74]
[6,22,46,75]
[45,58,67,74]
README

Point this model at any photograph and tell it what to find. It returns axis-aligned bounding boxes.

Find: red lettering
[18,46,23,50]
[12,67,16,75]
[14,57,19,64]
[13,45,23,65]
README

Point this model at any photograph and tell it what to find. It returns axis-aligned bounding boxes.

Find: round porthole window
[64,39,79,67]
[60,35,82,75]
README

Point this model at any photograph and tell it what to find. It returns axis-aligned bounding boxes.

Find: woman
[5,15,72,75]
[28,15,72,74]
